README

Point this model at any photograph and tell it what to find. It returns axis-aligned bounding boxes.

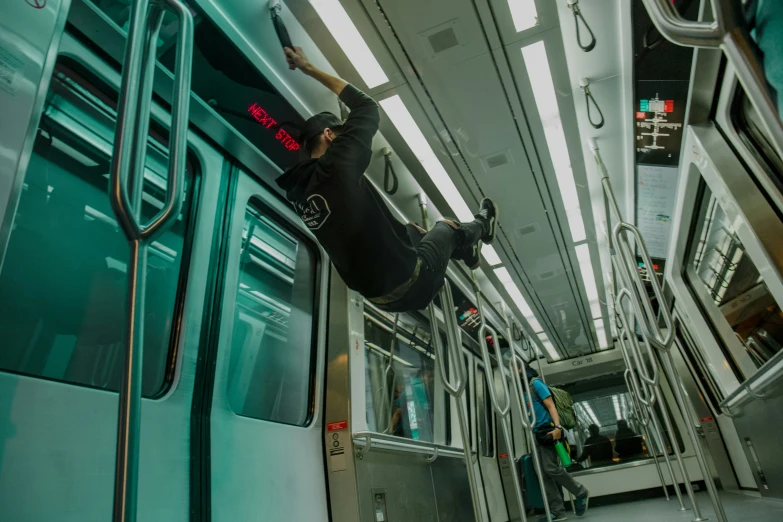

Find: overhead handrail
[108,1,194,521]
[567,0,596,52]
[641,0,783,170]
[382,147,399,196]
[580,78,604,130]
[418,195,482,522]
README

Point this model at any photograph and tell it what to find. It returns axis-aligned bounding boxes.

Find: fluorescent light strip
[310,0,389,88]
[508,0,538,32]
[537,332,560,361]
[494,267,543,333]
[575,243,601,319]
[379,96,473,221]
[483,244,502,266]
[582,403,600,427]
[613,396,622,421]
[521,41,586,243]
[594,318,610,349]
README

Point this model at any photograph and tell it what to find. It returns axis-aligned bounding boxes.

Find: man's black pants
[376,220,485,313]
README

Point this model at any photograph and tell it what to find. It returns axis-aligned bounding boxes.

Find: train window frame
[682,176,783,382]
[362,305,448,444]
[730,85,783,220]
[224,195,321,428]
[0,58,200,399]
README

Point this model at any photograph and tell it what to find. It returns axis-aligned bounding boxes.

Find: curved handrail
[352,432,464,459]
[474,282,511,417]
[429,281,466,398]
[640,0,722,48]
[109,2,194,522]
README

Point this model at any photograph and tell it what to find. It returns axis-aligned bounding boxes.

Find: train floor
[578,490,783,522]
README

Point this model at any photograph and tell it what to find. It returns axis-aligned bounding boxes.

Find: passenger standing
[523,364,590,521]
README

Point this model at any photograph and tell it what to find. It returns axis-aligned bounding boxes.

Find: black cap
[301,112,343,149]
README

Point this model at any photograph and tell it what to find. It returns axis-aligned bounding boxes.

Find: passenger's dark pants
[377,220,485,313]
[537,443,588,516]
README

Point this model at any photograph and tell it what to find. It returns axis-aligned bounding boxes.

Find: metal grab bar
[639,0,722,48]
[417,196,481,522]
[109,1,194,521]
[642,0,783,177]
[471,286,526,522]
[509,349,552,522]
[381,314,399,434]
[720,346,783,413]
[353,431,464,460]
[592,141,674,353]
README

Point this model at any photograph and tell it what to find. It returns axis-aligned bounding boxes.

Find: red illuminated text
[248,103,301,152]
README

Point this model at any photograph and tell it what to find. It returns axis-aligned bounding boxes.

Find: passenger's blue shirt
[528,379,553,429]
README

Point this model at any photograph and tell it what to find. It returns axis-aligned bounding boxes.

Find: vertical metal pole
[113,240,148,522]
[647,398,686,510]
[418,194,483,522]
[653,385,706,521]
[661,351,727,522]
[500,417,528,522]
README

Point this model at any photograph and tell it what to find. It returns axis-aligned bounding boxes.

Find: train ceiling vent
[481,150,512,172]
[514,221,539,239]
[420,20,465,58]
[537,269,559,281]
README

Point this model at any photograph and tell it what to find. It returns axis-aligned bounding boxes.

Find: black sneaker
[477,198,499,244]
[454,241,482,270]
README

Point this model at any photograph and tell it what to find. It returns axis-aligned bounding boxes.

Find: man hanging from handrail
[276,47,498,313]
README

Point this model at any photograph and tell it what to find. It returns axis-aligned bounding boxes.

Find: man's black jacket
[276,84,417,299]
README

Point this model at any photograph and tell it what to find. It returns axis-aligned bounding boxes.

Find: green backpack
[532,378,577,430]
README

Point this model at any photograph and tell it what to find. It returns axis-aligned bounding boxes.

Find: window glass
[476,367,495,458]
[563,375,684,472]
[364,309,438,442]
[227,198,318,425]
[687,182,783,373]
[733,92,783,204]
[0,63,195,397]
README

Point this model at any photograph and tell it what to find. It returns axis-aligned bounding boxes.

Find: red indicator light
[636,111,646,119]
[248,103,301,152]
[663,100,674,113]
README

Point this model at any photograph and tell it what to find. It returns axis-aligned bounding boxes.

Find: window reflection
[364,309,437,442]
[227,200,317,426]
[689,182,783,372]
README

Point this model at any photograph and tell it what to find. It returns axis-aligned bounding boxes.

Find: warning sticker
[0,46,25,96]
[499,453,509,459]
[700,416,714,423]
[327,420,348,432]
[328,429,347,472]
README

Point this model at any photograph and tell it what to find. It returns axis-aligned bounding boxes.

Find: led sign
[248,103,301,152]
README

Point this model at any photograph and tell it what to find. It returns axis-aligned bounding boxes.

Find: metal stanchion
[418,195,483,522]
[473,280,527,522]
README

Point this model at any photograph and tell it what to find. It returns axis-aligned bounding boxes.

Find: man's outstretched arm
[286,46,380,179]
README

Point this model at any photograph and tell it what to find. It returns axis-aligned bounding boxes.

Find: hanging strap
[568,0,596,52]
[383,148,399,195]
[580,79,604,129]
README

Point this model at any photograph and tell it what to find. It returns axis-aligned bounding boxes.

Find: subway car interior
[2,0,783,521]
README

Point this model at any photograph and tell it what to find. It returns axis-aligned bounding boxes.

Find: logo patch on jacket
[297,194,331,230]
